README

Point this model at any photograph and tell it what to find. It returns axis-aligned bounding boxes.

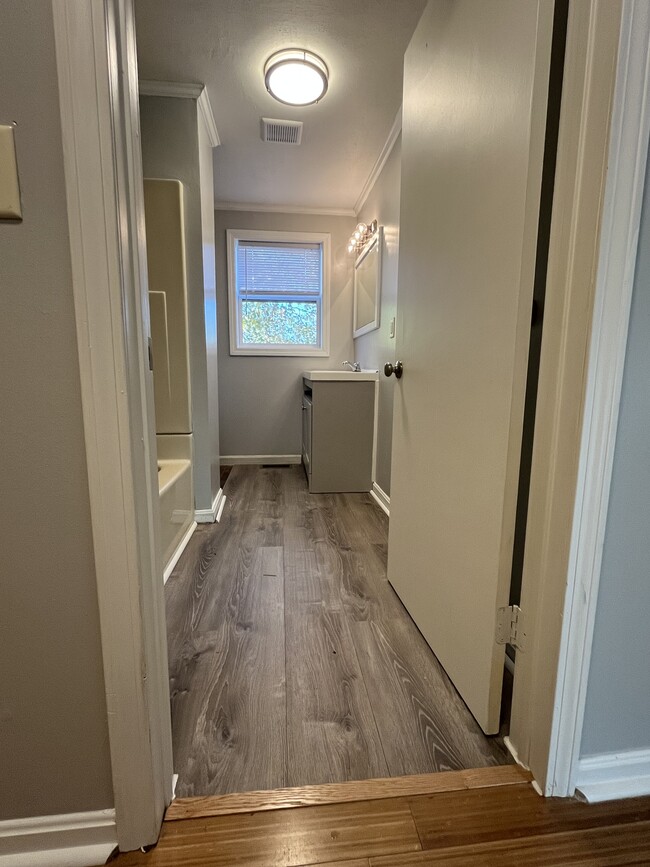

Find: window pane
[241,300,318,346]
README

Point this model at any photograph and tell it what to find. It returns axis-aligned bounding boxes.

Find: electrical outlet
[389,317,396,338]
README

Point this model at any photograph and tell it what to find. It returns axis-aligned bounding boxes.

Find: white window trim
[226,228,331,357]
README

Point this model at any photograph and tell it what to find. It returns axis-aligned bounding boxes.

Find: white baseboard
[576,748,650,802]
[163,520,197,584]
[370,482,390,516]
[220,454,301,466]
[195,487,225,523]
[0,809,116,867]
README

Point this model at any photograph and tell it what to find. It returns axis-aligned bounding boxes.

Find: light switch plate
[0,124,22,220]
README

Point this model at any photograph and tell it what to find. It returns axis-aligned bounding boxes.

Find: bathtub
[157,434,195,581]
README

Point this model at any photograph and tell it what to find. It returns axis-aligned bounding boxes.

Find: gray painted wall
[214,210,356,457]
[0,2,113,819]
[580,136,650,757]
[198,117,221,500]
[140,95,220,509]
[354,136,402,496]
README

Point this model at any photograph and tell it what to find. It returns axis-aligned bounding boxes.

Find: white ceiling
[134,0,427,212]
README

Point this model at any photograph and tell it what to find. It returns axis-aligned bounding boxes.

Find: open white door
[387,0,555,734]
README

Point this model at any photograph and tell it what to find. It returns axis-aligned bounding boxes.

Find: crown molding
[354,106,402,216]
[139,79,202,98]
[197,89,220,147]
[214,201,356,217]
[138,79,220,147]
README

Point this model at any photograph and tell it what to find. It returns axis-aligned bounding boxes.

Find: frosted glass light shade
[264,49,329,106]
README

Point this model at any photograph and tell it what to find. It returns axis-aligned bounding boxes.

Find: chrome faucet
[342,360,361,372]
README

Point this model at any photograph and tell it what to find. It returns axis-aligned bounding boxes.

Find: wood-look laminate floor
[165,465,508,799]
[111,769,650,866]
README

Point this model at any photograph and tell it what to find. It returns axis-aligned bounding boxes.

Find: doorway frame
[53,0,650,850]
[52,0,173,851]
[508,0,650,796]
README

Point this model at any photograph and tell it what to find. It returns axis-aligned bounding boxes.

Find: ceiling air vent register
[261,117,303,145]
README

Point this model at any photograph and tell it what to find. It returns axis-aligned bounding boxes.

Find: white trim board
[507,0,650,798]
[576,749,650,802]
[544,0,650,798]
[197,90,220,148]
[370,482,390,516]
[215,201,356,217]
[139,79,202,99]
[0,809,116,867]
[354,106,402,215]
[163,521,197,584]
[195,487,225,523]
[53,0,173,850]
[138,79,220,147]
[221,454,301,465]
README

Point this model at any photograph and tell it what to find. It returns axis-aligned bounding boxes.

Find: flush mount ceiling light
[264,49,329,106]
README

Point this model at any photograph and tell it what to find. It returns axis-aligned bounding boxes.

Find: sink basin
[303,369,379,382]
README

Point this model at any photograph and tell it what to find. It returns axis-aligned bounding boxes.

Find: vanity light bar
[347,219,378,255]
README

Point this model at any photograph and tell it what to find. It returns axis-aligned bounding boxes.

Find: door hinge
[496,604,526,651]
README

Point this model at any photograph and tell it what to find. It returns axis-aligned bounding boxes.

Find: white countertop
[303,369,379,382]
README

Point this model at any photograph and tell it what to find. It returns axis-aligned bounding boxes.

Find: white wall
[198,114,221,500]
[0,1,113,819]
[354,136,402,496]
[580,132,650,758]
[140,95,220,509]
[214,210,356,457]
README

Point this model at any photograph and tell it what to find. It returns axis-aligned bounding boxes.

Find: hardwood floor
[165,766,529,820]
[110,769,650,866]
[165,465,508,799]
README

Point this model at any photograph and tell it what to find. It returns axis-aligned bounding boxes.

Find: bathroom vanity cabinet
[302,371,377,493]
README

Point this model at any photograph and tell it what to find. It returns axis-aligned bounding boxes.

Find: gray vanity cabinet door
[309,381,375,493]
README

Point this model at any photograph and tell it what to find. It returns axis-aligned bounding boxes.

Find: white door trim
[49,2,650,856]
[509,0,650,796]
[545,0,650,797]
[52,0,173,851]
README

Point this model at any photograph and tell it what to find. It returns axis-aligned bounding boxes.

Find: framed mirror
[353,227,383,338]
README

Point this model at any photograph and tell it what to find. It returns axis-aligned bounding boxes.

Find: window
[227,229,330,356]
